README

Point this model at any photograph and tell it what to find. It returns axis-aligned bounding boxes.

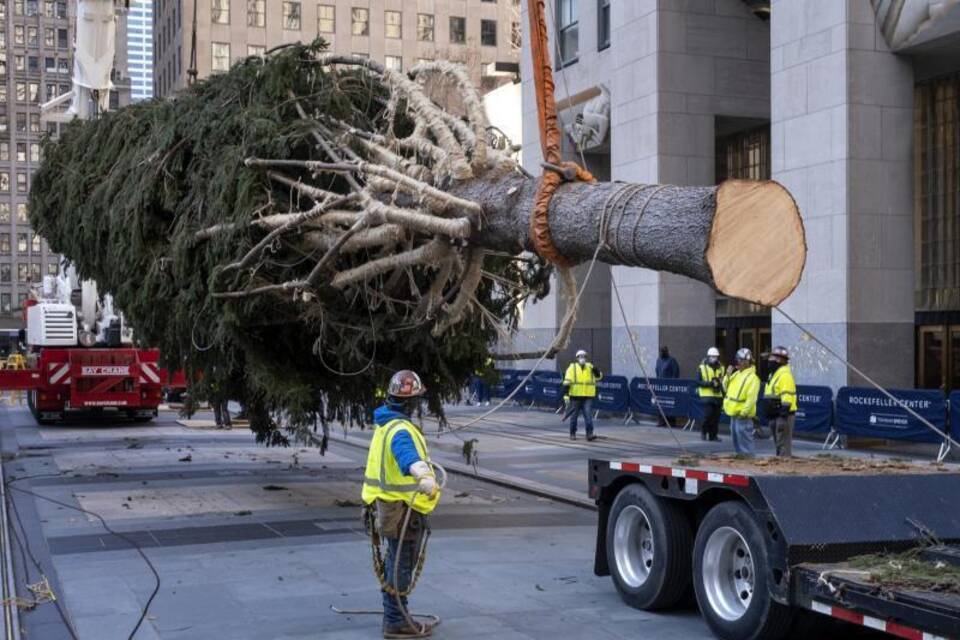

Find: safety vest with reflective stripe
[697,362,724,399]
[362,419,440,515]
[563,362,601,398]
[723,366,760,418]
[764,365,797,413]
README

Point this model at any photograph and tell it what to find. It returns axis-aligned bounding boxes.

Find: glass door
[918,325,946,390]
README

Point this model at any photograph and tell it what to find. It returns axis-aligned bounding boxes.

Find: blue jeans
[731,417,756,457]
[569,397,594,436]
[382,537,416,627]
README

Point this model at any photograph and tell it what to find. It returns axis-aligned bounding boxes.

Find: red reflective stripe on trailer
[723,474,750,487]
[607,461,751,489]
[885,622,924,640]
[810,601,938,640]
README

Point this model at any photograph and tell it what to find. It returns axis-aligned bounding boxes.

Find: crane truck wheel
[693,501,793,640]
[606,483,692,610]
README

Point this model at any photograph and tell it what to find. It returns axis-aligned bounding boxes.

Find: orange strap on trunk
[527,0,595,268]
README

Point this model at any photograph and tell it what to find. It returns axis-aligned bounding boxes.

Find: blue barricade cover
[594,375,630,413]
[490,369,516,398]
[951,391,960,441]
[630,378,697,418]
[512,370,533,402]
[835,387,946,443]
[533,371,564,406]
[794,385,833,433]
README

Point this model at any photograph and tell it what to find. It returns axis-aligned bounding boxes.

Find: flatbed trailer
[589,456,960,640]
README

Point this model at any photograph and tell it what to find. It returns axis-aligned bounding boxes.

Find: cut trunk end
[706,179,806,307]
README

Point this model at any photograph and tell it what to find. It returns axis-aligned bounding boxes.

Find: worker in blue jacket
[363,370,440,639]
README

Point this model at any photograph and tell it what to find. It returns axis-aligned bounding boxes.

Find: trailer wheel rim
[613,504,655,588]
[701,526,755,621]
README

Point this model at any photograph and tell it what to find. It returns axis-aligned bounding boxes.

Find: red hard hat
[388,370,426,398]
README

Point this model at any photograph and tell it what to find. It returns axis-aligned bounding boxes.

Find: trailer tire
[693,501,793,640]
[606,483,692,610]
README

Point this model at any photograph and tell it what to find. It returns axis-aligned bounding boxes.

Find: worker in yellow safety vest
[696,347,724,442]
[763,346,797,457]
[723,348,761,457]
[362,369,440,639]
[562,349,603,442]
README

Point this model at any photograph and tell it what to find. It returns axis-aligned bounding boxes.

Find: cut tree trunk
[452,173,805,307]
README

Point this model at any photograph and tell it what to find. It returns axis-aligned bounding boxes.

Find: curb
[332,434,597,512]
[0,454,20,640]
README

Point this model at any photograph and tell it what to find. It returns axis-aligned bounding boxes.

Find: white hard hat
[735,347,753,364]
[575,349,588,358]
[707,347,720,358]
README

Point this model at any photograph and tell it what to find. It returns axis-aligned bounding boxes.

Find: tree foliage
[29,40,549,444]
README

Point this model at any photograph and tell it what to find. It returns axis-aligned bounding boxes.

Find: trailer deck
[590,454,960,639]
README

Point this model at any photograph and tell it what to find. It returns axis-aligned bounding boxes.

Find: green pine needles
[29,40,549,444]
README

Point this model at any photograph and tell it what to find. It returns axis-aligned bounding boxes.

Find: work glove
[563,395,570,403]
[409,461,438,498]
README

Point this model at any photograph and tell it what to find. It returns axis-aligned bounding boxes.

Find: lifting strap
[526,0,596,268]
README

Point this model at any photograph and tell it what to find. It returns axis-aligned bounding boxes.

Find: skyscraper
[127,0,152,101]
[0,0,130,341]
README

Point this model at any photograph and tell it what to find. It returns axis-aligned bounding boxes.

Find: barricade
[630,378,698,421]
[532,371,564,409]
[834,387,946,444]
[593,375,630,416]
[794,385,833,434]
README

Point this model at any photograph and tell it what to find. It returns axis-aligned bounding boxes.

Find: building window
[15,144,24,163]
[0,293,8,312]
[317,4,334,33]
[13,0,22,15]
[16,174,26,193]
[511,21,521,49]
[0,205,8,223]
[247,44,265,56]
[15,115,25,133]
[0,145,6,162]
[28,56,38,73]
[46,262,56,275]
[14,56,24,72]
[598,0,611,50]
[31,234,39,253]
[57,28,67,48]
[385,55,402,72]
[211,0,228,24]
[15,83,25,102]
[557,0,578,65]
[481,19,497,46]
[385,10,401,39]
[247,0,265,27]
[14,26,24,46]
[0,235,8,254]
[30,143,39,163]
[43,0,52,16]
[0,267,9,285]
[916,74,960,316]
[283,1,301,30]
[351,7,368,36]
[45,57,55,72]
[0,54,5,76]
[26,0,36,16]
[44,28,54,47]
[56,0,65,18]
[211,42,230,72]
[450,16,465,44]
[16,264,26,283]
[29,262,39,281]
[28,82,38,103]
[58,58,68,74]
[17,204,27,223]
[16,235,26,254]
[417,14,434,41]
[29,114,39,132]
[27,26,37,47]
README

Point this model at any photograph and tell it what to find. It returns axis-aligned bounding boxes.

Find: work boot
[383,621,433,639]
[586,434,597,442]
[569,433,576,441]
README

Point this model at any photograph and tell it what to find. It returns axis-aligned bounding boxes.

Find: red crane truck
[590,456,959,640]
[0,271,181,424]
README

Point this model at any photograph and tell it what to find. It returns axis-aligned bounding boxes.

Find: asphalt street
[0,403,900,639]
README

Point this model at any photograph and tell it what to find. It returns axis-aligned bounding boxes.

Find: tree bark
[451,172,805,307]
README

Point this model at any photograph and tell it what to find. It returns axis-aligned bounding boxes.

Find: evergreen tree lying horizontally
[29,40,805,444]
